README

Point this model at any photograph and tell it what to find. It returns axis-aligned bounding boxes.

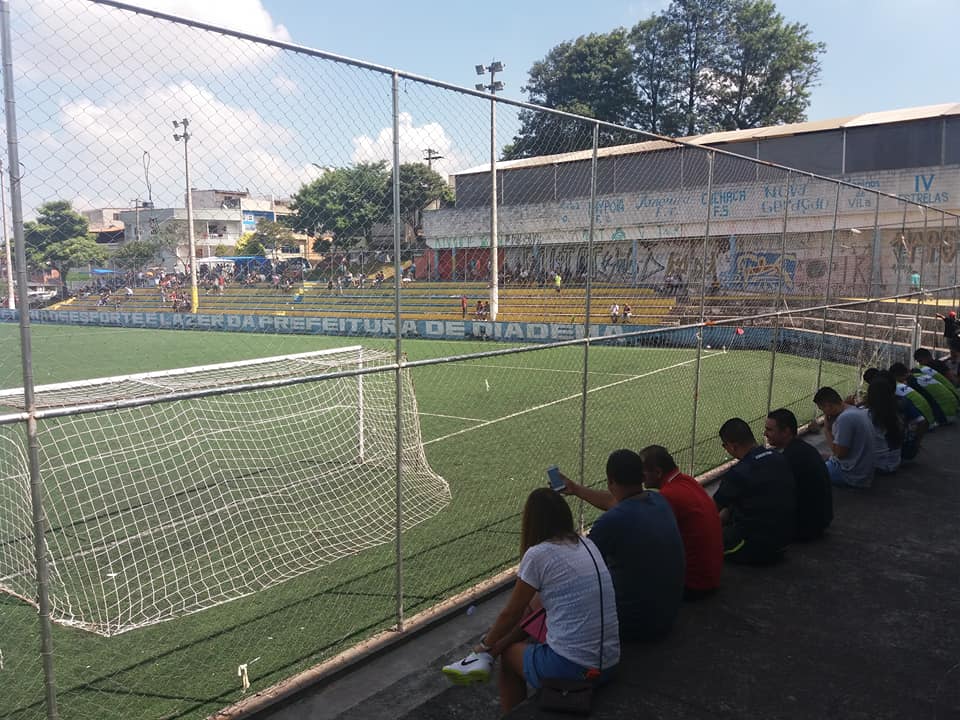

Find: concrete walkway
[254,427,960,720]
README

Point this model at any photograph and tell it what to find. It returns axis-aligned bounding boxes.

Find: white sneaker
[441,651,494,685]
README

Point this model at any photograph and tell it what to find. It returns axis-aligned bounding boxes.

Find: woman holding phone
[442,487,620,713]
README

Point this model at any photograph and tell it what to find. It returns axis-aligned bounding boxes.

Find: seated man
[913,347,957,387]
[894,362,957,421]
[564,445,722,601]
[560,449,684,641]
[814,386,875,488]
[714,418,796,565]
[764,408,833,541]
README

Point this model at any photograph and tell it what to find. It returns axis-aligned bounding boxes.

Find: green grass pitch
[0,323,859,719]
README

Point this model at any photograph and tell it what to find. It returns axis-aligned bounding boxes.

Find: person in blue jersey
[714,418,796,565]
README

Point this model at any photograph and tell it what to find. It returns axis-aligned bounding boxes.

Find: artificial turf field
[0,323,860,720]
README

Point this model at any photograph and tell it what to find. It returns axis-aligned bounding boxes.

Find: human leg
[499,642,528,713]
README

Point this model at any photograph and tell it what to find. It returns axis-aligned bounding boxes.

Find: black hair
[862,367,879,384]
[719,417,755,445]
[914,348,933,362]
[605,448,645,487]
[767,408,798,435]
[813,386,843,405]
[638,445,678,473]
[865,378,903,450]
[889,362,910,379]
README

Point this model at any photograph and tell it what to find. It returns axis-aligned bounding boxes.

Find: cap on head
[950,311,956,318]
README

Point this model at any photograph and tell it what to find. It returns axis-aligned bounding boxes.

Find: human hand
[557,471,580,497]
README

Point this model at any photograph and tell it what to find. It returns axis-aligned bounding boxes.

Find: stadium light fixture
[474,60,505,321]
[172,118,198,314]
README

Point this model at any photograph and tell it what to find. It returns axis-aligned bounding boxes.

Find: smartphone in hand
[546,465,565,492]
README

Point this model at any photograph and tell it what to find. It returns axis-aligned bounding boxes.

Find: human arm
[476,577,538,657]
[559,471,615,511]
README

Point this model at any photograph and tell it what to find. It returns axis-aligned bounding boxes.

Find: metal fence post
[815,183,841,394]
[576,123,600,531]
[390,71,405,632]
[765,171,792,414]
[913,208,929,349]
[688,151,715,475]
[934,212,945,352]
[1,2,58,716]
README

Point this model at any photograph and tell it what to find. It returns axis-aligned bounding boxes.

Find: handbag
[538,537,606,716]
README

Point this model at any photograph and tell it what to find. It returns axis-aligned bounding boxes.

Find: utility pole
[173,118,198,313]
[423,148,444,171]
[475,61,504,321]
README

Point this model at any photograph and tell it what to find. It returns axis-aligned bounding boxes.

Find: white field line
[419,412,488,423]
[456,363,638,378]
[424,351,723,446]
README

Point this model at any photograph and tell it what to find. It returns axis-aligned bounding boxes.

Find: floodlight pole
[174,118,198,313]
[1,158,13,309]
[476,61,503,320]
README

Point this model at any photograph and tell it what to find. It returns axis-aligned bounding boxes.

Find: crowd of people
[441,341,959,712]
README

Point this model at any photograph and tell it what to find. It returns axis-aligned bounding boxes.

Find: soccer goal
[0,346,450,636]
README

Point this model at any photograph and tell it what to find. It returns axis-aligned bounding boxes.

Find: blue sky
[263,0,959,122]
[10,0,959,215]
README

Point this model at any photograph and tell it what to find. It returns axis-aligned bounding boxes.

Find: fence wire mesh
[2,2,960,719]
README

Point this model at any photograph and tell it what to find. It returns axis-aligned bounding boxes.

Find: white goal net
[0,346,450,636]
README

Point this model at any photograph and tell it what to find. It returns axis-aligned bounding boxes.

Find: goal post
[0,346,449,636]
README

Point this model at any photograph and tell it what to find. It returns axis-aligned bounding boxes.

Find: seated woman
[442,488,619,713]
[864,377,904,474]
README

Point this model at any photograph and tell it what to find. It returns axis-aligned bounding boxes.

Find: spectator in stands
[474,300,484,320]
[442,488,619,713]
[914,348,959,389]
[609,303,620,324]
[460,294,468,319]
[934,311,960,350]
[482,301,490,320]
[639,445,722,599]
[714,418,796,564]
[910,269,921,291]
[764,408,833,541]
[862,376,904,474]
[814,386,876,488]
[554,272,562,294]
[622,303,632,324]
[558,449,685,639]
[896,361,957,421]
[864,369,927,461]
[889,362,943,426]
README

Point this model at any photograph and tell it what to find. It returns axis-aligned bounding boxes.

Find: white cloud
[351,112,472,181]
[20,81,317,214]
[18,0,291,86]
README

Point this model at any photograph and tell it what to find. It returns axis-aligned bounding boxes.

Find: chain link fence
[1,2,959,719]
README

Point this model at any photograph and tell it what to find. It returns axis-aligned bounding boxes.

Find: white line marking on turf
[458,363,638,378]
[424,352,723,446]
[420,412,488,423]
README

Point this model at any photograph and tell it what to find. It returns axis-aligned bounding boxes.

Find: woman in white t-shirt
[442,488,620,712]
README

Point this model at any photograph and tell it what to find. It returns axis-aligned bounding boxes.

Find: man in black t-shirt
[935,311,960,351]
[714,418,796,565]
[764,408,833,541]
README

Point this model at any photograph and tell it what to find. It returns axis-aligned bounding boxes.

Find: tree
[112,240,162,271]
[398,163,451,232]
[708,0,825,130]
[507,0,824,150]
[24,201,107,296]
[248,219,298,257]
[235,232,265,257]
[289,163,390,248]
[502,30,638,160]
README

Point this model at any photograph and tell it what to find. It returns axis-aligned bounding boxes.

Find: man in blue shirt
[585,449,685,642]
[815,386,875,488]
[714,418,796,565]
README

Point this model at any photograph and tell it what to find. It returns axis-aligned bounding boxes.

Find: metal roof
[456,102,960,176]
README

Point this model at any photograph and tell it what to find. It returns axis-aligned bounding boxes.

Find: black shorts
[723,525,785,566]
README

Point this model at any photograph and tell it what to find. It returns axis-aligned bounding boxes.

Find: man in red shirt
[638,445,723,599]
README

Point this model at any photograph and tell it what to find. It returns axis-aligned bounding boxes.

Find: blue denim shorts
[523,642,614,689]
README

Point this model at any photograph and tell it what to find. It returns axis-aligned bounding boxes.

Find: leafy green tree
[709,0,825,130]
[502,30,638,160]
[398,163,451,231]
[506,0,824,151]
[289,163,390,248]
[112,240,162,271]
[235,232,266,257]
[630,15,684,136]
[248,219,298,256]
[24,201,107,296]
